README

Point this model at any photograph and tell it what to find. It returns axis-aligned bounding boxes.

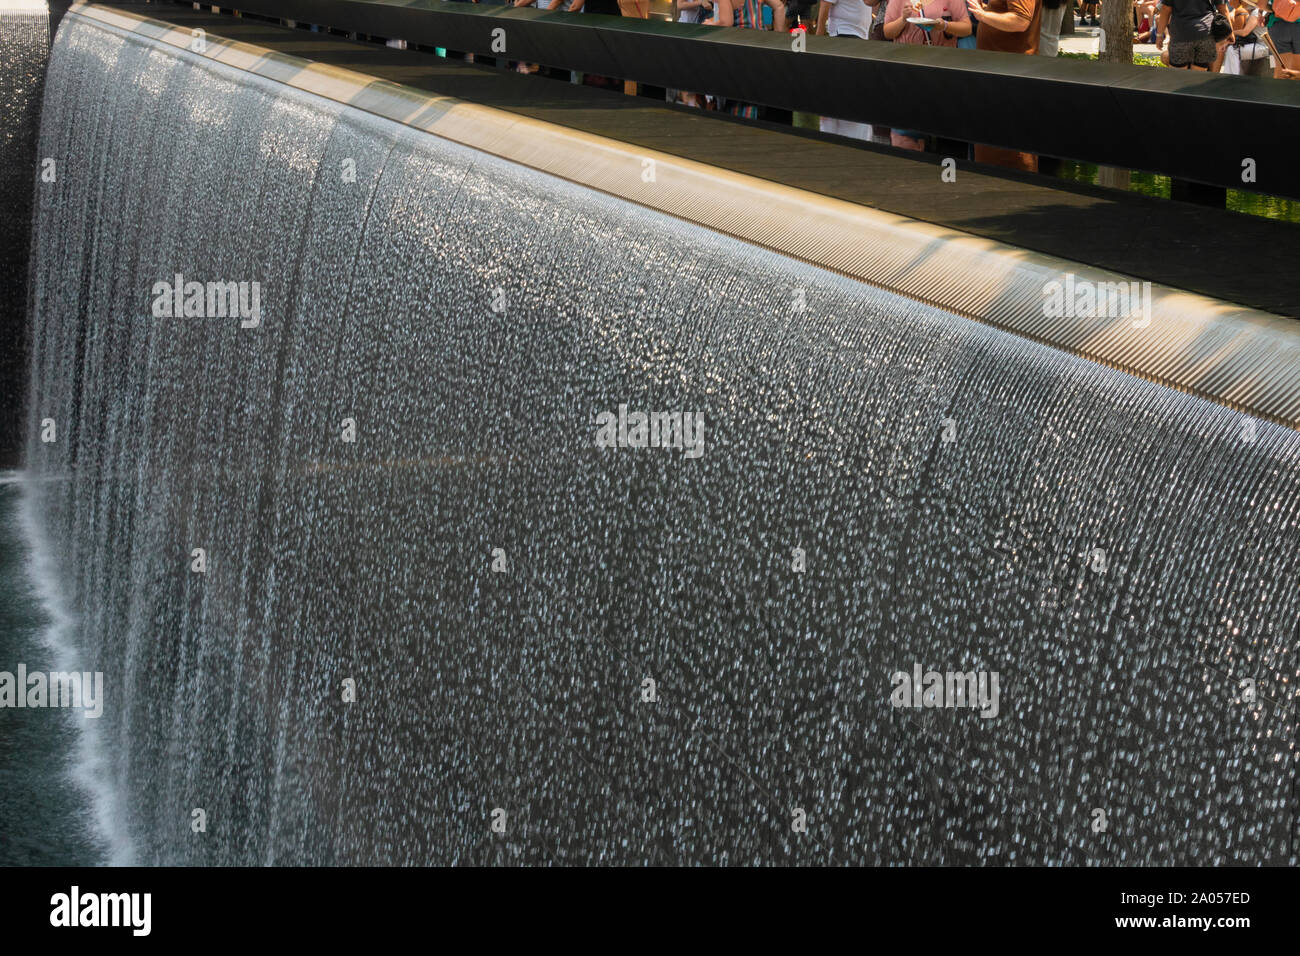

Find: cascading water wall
[23,10,1300,865]
[1,0,48,468]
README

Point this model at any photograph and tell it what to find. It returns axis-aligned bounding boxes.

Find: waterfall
[1,0,48,468]
[21,11,1299,864]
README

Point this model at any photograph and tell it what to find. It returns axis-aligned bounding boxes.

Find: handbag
[867,1,887,39]
[1209,0,1233,40]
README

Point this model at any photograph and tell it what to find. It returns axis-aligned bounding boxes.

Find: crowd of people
[500,0,1300,79]
[488,0,1297,168]
[1136,0,1300,72]
[699,0,1297,166]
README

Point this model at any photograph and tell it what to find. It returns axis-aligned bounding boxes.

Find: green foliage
[1058,51,1167,66]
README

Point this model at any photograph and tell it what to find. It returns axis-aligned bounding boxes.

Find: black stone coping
[134,0,1300,200]
[80,5,1300,318]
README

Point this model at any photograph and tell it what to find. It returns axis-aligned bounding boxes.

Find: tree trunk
[1098,0,1133,63]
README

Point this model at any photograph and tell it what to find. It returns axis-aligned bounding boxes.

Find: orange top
[1274,0,1300,22]
[975,0,1042,54]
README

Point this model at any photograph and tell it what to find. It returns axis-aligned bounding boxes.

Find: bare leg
[763,0,787,31]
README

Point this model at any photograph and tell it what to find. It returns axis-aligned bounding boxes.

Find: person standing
[1223,0,1270,73]
[817,0,876,40]
[882,0,973,149]
[816,0,881,139]
[966,0,1042,171]
[568,0,646,90]
[513,0,567,74]
[708,0,767,117]
[1157,0,1225,69]
[615,0,650,94]
[675,0,713,107]
[569,0,626,19]
[884,0,973,46]
[1039,0,1069,52]
[568,0,623,90]
[1268,0,1300,77]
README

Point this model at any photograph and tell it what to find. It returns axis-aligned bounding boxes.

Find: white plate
[906,16,942,25]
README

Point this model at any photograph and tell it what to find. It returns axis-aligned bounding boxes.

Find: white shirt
[826,0,872,37]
